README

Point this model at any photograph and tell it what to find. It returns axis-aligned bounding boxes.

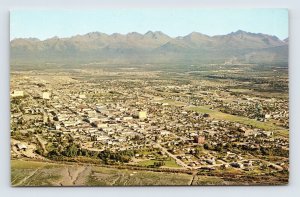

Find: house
[194,135,205,144]
[16,143,27,151]
[203,113,210,118]
[94,122,108,129]
[205,158,216,165]
[123,116,133,121]
[138,111,147,120]
[42,92,51,100]
[11,90,24,98]
[230,162,243,168]
[79,94,86,99]
[264,114,271,119]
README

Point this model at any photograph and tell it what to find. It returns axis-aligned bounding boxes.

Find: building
[138,111,147,120]
[203,113,210,118]
[15,143,27,151]
[194,135,205,144]
[42,92,51,100]
[123,116,133,121]
[79,94,86,99]
[11,90,24,98]
[43,113,49,123]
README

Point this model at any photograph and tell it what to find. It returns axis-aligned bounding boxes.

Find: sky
[10,9,289,40]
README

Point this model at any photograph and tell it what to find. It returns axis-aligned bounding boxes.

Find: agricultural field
[187,106,289,138]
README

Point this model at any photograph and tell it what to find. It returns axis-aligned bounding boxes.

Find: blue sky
[10,9,288,40]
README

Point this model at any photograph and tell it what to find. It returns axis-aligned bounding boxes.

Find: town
[10,63,289,185]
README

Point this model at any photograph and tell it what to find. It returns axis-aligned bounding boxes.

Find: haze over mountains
[11,30,288,65]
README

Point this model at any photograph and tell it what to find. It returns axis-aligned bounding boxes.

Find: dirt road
[58,165,92,186]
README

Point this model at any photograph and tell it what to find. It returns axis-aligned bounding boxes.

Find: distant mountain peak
[144,31,168,38]
[86,32,107,36]
[235,29,247,34]
[127,32,142,36]
[185,32,209,38]
[228,30,249,36]
[110,33,124,39]
[125,32,143,40]
[44,36,60,42]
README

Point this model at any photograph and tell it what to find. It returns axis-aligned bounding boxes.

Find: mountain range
[10,30,288,65]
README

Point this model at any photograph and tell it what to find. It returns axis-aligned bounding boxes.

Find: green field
[11,160,61,186]
[187,106,288,138]
[192,176,224,185]
[11,159,191,186]
[137,158,181,168]
[160,99,186,107]
[87,166,191,186]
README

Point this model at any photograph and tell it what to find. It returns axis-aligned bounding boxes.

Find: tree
[214,143,223,152]
[35,146,44,155]
[64,144,78,157]
[153,161,165,168]
[204,143,212,150]
[194,146,204,156]
[48,149,60,158]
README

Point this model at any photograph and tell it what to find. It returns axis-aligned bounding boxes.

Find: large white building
[79,94,86,99]
[42,92,51,100]
[138,111,147,120]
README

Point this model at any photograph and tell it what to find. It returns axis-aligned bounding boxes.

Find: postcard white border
[1,0,300,196]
